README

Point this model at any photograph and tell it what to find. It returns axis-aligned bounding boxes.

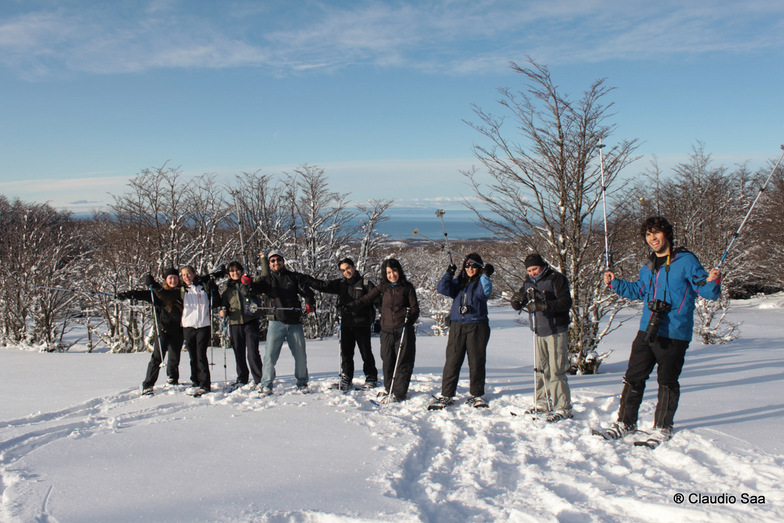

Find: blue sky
[1,0,783,213]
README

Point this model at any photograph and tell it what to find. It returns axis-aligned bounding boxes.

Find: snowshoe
[466,396,489,409]
[427,395,454,411]
[141,387,154,396]
[329,375,353,393]
[544,409,572,422]
[226,380,248,393]
[591,422,637,440]
[360,377,379,390]
[296,384,311,394]
[523,406,550,416]
[633,427,672,449]
[187,386,209,397]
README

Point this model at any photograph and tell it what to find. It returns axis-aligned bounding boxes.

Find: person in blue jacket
[429,253,494,409]
[599,216,721,441]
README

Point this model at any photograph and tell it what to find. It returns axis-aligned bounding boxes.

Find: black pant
[230,320,263,384]
[618,330,689,429]
[183,326,211,390]
[380,327,416,399]
[440,321,490,398]
[142,328,184,388]
[340,322,377,381]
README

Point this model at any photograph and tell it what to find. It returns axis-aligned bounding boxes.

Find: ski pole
[435,209,454,266]
[221,315,229,385]
[149,285,167,371]
[716,144,784,270]
[337,313,344,389]
[598,140,611,269]
[42,286,115,298]
[411,229,483,267]
[385,308,410,405]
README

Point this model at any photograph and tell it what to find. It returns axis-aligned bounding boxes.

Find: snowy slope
[1,295,783,522]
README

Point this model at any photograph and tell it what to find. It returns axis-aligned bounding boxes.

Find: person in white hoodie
[180,265,220,395]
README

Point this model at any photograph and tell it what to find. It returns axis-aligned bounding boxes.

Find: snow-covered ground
[2,295,783,522]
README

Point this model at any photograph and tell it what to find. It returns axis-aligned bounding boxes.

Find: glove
[210,264,227,279]
[338,305,351,317]
[240,274,252,285]
[116,291,129,301]
[304,304,315,315]
[525,301,547,313]
[446,264,457,277]
[510,292,525,310]
[483,263,495,276]
[144,274,155,287]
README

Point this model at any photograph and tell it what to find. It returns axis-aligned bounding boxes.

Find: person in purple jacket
[429,253,494,410]
[597,216,721,442]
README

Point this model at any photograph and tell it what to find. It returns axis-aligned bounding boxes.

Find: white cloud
[1,1,783,79]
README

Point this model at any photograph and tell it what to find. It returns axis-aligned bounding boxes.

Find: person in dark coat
[219,261,264,390]
[429,253,493,409]
[249,250,316,396]
[308,257,379,390]
[347,258,419,402]
[511,253,573,421]
[117,268,184,396]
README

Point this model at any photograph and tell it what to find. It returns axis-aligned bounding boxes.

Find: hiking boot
[258,386,273,397]
[338,375,353,392]
[523,405,550,415]
[650,426,673,442]
[466,396,489,409]
[297,384,311,394]
[600,421,637,440]
[141,387,154,396]
[363,377,379,389]
[544,409,573,422]
[428,395,454,410]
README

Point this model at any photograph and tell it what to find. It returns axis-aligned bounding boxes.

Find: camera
[459,305,473,315]
[644,299,671,343]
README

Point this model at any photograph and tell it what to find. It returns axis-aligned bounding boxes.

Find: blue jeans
[262,321,308,388]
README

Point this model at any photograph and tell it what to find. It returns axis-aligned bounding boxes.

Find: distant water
[374,208,492,240]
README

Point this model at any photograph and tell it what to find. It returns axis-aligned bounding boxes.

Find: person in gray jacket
[511,253,573,421]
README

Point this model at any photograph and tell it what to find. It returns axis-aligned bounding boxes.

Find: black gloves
[447,264,457,277]
[484,263,495,276]
[510,292,525,311]
[116,291,130,301]
[144,274,155,287]
[210,264,227,279]
[526,301,547,313]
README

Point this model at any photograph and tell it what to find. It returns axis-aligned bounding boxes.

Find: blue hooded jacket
[438,272,492,324]
[609,247,721,342]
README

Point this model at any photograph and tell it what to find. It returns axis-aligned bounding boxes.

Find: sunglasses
[464,262,479,269]
[269,257,284,264]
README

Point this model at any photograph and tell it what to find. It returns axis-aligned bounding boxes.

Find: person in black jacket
[347,258,419,402]
[117,268,184,396]
[309,258,379,390]
[219,261,264,390]
[250,250,316,396]
[511,253,573,421]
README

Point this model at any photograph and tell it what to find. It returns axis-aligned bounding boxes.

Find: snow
[2,295,783,522]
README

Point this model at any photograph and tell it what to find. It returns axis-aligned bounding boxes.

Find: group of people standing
[122,215,721,440]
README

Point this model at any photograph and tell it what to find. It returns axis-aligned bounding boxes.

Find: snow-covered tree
[463,59,639,370]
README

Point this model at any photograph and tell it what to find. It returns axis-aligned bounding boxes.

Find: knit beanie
[524,254,546,268]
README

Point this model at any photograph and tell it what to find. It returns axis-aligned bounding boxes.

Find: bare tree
[463,59,639,370]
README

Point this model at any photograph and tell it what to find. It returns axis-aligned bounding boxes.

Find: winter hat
[163,267,179,278]
[267,249,285,260]
[524,254,546,268]
[465,253,484,267]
